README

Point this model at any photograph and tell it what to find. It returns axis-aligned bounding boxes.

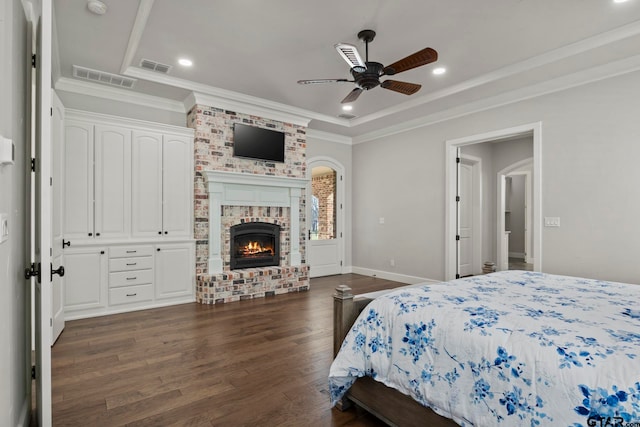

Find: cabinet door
[63,120,94,239]
[95,125,131,239]
[162,134,193,237]
[132,131,163,237]
[154,243,194,300]
[64,248,107,312]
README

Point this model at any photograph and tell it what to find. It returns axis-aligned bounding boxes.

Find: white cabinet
[132,131,192,238]
[94,125,131,239]
[155,243,195,300]
[63,247,107,313]
[62,121,131,239]
[61,110,195,320]
[63,120,94,240]
[63,242,195,320]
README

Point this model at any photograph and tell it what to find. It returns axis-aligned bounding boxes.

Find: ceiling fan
[297,29,438,104]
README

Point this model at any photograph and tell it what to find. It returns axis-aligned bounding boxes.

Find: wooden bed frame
[333,285,458,427]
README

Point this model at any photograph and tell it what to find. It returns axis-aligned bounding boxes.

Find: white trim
[307,156,346,278]
[350,266,439,286]
[353,53,640,144]
[306,128,353,145]
[64,108,193,136]
[55,77,186,113]
[204,170,309,274]
[445,123,542,281]
[119,0,155,74]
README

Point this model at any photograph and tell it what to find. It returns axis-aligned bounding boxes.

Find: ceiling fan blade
[297,79,351,85]
[341,88,363,104]
[382,47,438,75]
[335,43,366,71]
[380,80,422,95]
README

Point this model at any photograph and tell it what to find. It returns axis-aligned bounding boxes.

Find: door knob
[51,264,65,281]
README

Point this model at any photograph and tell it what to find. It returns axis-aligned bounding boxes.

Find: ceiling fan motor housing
[351,62,383,90]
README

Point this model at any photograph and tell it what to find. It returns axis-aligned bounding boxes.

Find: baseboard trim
[349,266,439,285]
[509,251,526,259]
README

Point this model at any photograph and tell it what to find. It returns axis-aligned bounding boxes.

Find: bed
[330,270,640,426]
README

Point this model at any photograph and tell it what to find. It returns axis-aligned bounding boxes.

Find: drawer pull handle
[126,277,137,280]
[126,250,137,253]
[126,293,137,297]
[126,263,137,266]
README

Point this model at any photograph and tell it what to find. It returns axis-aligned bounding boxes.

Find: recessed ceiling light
[342,105,353,111]
[178,58,193,67]
[433,67,446,75]
[87,0,107,15]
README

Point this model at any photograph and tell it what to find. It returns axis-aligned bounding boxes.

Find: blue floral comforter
[329,271,640,426]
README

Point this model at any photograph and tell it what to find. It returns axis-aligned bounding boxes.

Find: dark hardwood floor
[50,274,407,426]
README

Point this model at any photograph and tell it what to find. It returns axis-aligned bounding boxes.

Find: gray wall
[0,0,31,424]
[306,136,353,268]
[352,70,640,284]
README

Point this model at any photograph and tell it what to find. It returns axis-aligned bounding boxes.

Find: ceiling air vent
[72,65,136,89]
[337,113,356,120]
[140,59,172,74]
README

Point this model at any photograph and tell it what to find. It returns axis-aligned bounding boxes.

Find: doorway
[306,157,344,278]
[445,123,542,280]
[458,154,482,276]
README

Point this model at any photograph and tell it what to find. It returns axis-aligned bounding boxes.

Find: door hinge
[50,318,52,327]
[340,232,342,238]
[456,195,460,202]
[456,274,461,279]
[456,235,460,241]
[340,203,343,209]
[30,158,36,172]
[50,107,53,116]
[340,261,343,266]
[31,54,36,68]
[50,177,53,186]
[456,157,461,164]
[340,175,343,181]
[31,366,36,380]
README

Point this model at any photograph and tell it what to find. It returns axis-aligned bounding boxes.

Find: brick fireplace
[187,103,310,304]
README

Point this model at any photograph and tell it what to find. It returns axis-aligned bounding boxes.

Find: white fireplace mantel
[204,170,309,274]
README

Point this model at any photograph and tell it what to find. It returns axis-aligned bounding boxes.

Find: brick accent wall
[187,104,309,303]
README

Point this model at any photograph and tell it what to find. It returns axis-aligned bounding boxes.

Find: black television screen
[233,123,285,163]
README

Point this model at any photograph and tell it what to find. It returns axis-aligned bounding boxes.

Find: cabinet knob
[96,232,101,237]
[164,231,168,235]
[88,233,93,236]
[158,231,162,235]
[157,248,160,252]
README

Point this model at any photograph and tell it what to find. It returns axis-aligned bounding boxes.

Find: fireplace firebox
[230,222,280,270]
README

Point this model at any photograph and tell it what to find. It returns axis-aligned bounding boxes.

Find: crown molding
[54,77,186,113]
[184,91,312,128]
[306,129,352,145]
[353,53,640,144]
[351,20,640,128]
[124,66,347,128]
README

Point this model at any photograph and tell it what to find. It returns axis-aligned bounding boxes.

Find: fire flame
[240,241,274,256]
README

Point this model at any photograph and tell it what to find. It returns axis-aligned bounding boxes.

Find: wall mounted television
[233,123,285,163]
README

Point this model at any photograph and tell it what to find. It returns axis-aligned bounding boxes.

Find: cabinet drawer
[109,269,153,288]
[109,284,153,305]
[109,246,153,258]
[109,256,153,272]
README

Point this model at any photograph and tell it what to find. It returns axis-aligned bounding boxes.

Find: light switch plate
[0,136,14,165]
[0,213,8,244]
[544,217,560,227]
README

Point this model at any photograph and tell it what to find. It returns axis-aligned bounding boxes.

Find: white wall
[0,0,31,425]
[352,70,640,284]
[306,135,353,268]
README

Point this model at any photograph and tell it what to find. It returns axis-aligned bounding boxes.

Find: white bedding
[329,271,640,426]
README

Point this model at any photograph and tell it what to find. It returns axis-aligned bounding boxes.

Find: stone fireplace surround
[196,170,310,304]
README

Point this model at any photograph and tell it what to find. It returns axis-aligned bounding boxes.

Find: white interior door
[51,91,65,344]
[307,158,344,278]
[458,161,473,277]
[34,7,53,426]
